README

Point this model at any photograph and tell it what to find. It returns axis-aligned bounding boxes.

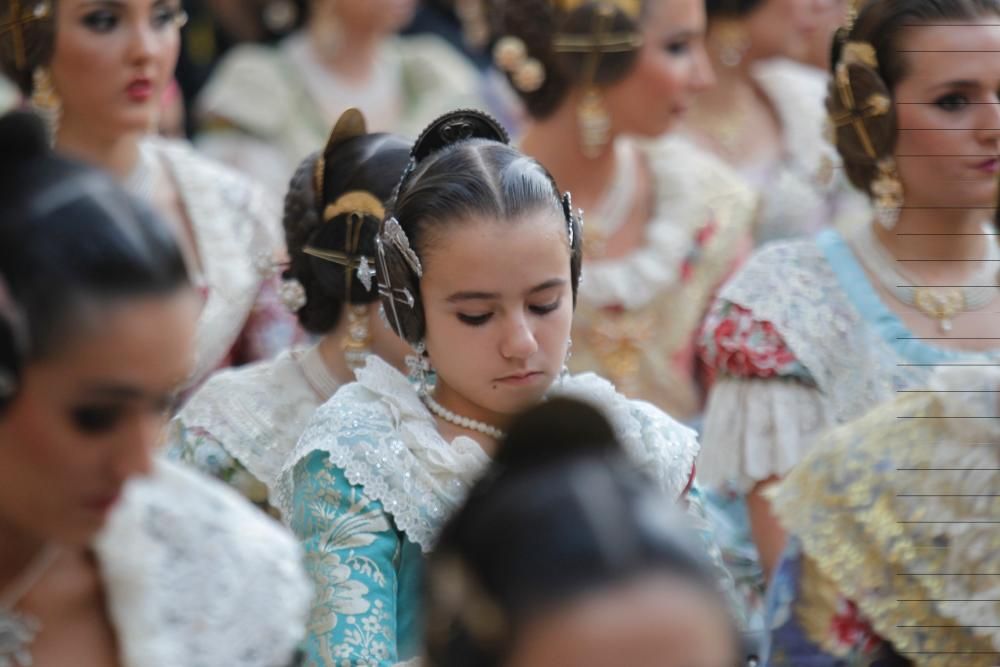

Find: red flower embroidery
[700,304,798,378]
[831,600,881,653]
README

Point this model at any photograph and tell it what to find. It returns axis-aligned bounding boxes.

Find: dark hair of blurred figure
[423,396,744,667]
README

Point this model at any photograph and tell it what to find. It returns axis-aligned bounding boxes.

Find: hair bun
[0,111,49,168]
[411,109,510,165]
[495,397,620,472]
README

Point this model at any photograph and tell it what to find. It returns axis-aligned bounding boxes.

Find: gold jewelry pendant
[913,288,964,333]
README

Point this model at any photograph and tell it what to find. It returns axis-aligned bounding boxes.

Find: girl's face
[419,210,573,428]
[604,0,715,137]
[506,575,740,667]
[892,20,1000,211]
[739,0,817,62]
[0,291,198,547]
[50,0,183,138]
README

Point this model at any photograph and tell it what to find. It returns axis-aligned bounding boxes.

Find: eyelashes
[456,300,563,328]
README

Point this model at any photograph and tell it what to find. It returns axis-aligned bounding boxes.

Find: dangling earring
[342,304,372,372]
[872,157,904,230]
[713,20,751,68]
[578,88,610,159]
[30,67,61,142]
[560,338,573,380]
[406,340,433,395]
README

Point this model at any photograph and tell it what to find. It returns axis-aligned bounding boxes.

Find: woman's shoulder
[94,459,310,666]
[194,40,300,137]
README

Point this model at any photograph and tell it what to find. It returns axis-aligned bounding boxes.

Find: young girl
[274,109,706,665]
[166,109,412,514]
[0,111,308,667]
[0,0,298,390]
[698,0,1000,582]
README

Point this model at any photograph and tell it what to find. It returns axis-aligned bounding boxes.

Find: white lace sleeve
[697,376,834,492]
[552,373,700,499]
[94,460,311,667]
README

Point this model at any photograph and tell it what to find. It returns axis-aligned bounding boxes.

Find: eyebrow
[80,383,148,401]
[445,278,567,303]
[930,79,983,91]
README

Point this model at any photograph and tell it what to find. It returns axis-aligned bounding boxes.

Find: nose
[499,311,539,361]
[126,20,160,63]
[107,415,158,483]
[976,92,1000,148]
[691,42,716,91]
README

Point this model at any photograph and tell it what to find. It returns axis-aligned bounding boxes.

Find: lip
[974,157,1000,174]
[126,78,153,102]
[495,371,545,385]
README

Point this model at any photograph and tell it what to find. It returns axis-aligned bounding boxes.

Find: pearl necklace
[422,392,506,440]
[0,545,62,667]
[852,222,999,333]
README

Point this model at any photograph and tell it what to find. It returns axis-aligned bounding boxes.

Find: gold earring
[30,67,61,140]
[577,87,610,158]
[342,304,372,371]
[872,157,903,230]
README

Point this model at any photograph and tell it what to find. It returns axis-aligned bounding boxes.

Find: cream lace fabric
[773,366,1000,664]
[275,356,700,552]
[149,137,285,388]
[749,58,871,243]
[169,344,341,500]
[93,460,311,667]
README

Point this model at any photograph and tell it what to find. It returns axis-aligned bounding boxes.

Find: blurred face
[50,0,183,138]
[317,0,416,35]
[420,211,573,428]
[0,291,198,547]
[801,0,851,70]
[893,20,1000,212]
[604,0,714,137]
[740,0,816,62]
[506,575,739,667]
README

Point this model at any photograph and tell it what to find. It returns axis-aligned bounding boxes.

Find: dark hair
[377,110,582,346]
[0,0,54,94]
[829,0,1000,192]
[705,0,765,17]
[0,111,190,411]
[484,0,646,118]
[282,129,411,334]
[424,398,735,667]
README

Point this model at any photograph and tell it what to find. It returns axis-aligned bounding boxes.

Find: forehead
[895,20,1000,88]
[419,213,569,288]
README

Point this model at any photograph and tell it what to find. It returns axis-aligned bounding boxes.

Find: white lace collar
[277,357,700,551]
[578,135,749,310]
[94,460,310,666]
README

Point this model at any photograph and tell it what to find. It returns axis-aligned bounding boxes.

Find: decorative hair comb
[411,109,511,166]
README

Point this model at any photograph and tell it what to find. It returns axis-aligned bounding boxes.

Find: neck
[315,326,357,387]
[307,21,383,81]
[0,518,47,590]
[429,377,510,448]
[520,99,619,210]
[57,117,142,182]
[873,207,991,282]
[692,42,756,115]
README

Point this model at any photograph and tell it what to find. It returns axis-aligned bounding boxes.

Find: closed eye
[457,312,492,326]
[529,300,561,315]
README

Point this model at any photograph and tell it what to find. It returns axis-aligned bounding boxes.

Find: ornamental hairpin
[382,217,423,278]
[2,0,51,71]
[301,190,384,297]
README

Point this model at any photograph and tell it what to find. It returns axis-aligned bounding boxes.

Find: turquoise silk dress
[273,356,705,666]
[695,227,1000,649]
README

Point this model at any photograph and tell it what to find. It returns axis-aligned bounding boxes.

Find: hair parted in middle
[374,108,583,346]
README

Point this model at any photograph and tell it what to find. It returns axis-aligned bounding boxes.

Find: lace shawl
[169,345,340,499]
[275,357,700,551]
[94,460,311,667]
[772,367,1000,663]
[150,138,288,388]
